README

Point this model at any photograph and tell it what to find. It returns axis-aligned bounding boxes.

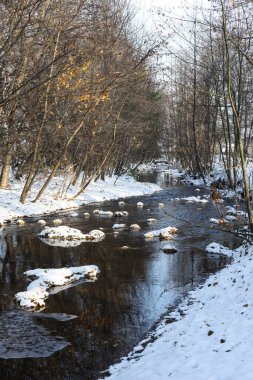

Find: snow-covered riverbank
[105,242,253,380]
[0,175,160,225]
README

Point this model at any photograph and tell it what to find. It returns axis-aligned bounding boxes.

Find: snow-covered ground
[105,242,253,380]
[0,175,160,225]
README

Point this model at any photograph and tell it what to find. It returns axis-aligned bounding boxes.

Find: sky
[134,0,208,32]
[134,0,191,27]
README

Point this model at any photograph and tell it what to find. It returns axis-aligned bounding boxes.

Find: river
[0,171,239,379]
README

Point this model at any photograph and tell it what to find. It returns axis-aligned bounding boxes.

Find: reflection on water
[0,172,240,379]
[0,311,69,359]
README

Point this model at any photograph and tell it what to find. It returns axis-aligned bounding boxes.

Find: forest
[1,1,253,379]
[1,0,253,225]
[162,0,253,230]
[0,0,165,203]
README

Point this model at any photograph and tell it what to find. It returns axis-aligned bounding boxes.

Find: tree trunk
[0,147,13,189]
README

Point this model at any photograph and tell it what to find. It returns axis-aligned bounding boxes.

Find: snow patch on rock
[38,226,105,242]
[112,224,127,230]
[15,265,99,309]
[52,218,62,225]
[144,226,177,240]
[205,242,234,257]
[181,196,208,203]
[130,224,141,230]
[93,209,113,217]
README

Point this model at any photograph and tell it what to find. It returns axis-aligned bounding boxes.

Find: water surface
[0,172,239,379]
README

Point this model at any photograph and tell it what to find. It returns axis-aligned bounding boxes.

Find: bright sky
[134,0,207,31]
[133,0,209,83]
[134,0,170,31]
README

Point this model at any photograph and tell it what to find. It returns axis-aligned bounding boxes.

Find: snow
[225,215,237,221]
[52,218,62,225]
[88,229,106,239]
[144,226,177,239]
[38,219,46,225]
[205,242,235,258]
[112,224,127,229]
[226,206,237,215]
[114,211,128,217]
[93,209,113,217]
[118,201,125,206]
[15,265,99,309]
[105,242,253,380]
[147,218,157,223]
[0,174,160,225]
[130,224,141,230]
[181,196,209,203]
[38,226,105,242]
[137,202,144,207]
[225,206,246,217]
[210,218,224,224]
[17,219,25,225]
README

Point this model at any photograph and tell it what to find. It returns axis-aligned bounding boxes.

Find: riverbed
[0,172,239,379]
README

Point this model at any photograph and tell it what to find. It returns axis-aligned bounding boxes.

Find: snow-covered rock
[144,226,177,240]
[114,211,124,217]
[17,219,25,225]
[88,229,105,240]
[114,211,128,217]
[83,212,90,218]
[38,226,105,241]
[147,218,157,223]
[70,212,78,217]
[118,201,125,206]
[225,206,246,217]
[225,215,237,221]
[181,196,208,203]
[53,218,62,225]
[210,218,225,224]
[130,224,141,230]
[225,206,237,215]
[112,224,127,229]
[137,202,144,207]
[15,265,99,309]
[93,209,113,217]
[162,245,177,253]
[38,219,46,226]
[158,203,164,207]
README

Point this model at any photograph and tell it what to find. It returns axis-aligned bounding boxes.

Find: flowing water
[0,172,239,379]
